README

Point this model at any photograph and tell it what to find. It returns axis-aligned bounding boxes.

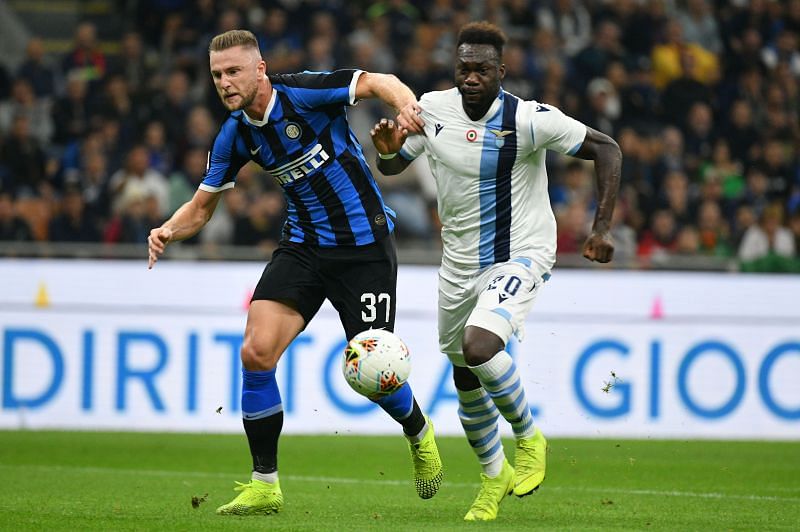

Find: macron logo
[435,123,444,136]
[535,104,550,112]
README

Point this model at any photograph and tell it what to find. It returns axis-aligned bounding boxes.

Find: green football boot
[463,459,515,521]
[408,416,443,499]
[216,478,283,516]
[514,427,547,496]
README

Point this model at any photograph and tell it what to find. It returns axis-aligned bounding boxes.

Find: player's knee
[240,339,278,371]
[462,328,504,367]
[461,338,494,366]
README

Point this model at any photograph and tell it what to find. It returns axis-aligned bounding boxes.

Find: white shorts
[438,257,549,366]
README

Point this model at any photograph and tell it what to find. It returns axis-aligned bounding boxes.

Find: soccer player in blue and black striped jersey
[147,29,442,516]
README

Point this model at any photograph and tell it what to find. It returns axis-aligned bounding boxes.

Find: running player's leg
[324,236,441,498]
[440,272,511,521]
[217,244,326,515]
[462,260,548,498]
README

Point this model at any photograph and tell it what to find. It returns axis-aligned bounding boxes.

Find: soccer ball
[342,329,411,399]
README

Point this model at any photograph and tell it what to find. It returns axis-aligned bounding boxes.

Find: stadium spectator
[699,138,745,201]
[168,147,207,213]
[0,78,53,145]
[255,7,304,74]
[572,20,626,89]
[0,189,33,241]
[651,18,719,90]
[738,204,796,263]
[16,37,57,99]
[0,114,49,198]
[107,30,158,99]
[674,224,701,255]
[677,0,723,55]
[725,99,760,165]
[537,0,593,57]
[582,77,621,136]
[109,145,169,218]
[62,21,107,85]
[51,74,91,146]
[638,209,678,260]
[48,185,100,242]
[696,199,733,256]
[142,120,173,176]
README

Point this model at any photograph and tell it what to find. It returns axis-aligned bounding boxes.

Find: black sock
[401,399,426,437]
[243,411,284,474]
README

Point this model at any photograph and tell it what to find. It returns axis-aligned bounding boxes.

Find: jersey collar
[243,88,277,126]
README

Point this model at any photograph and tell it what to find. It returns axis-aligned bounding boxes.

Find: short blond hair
[209,29,260,53]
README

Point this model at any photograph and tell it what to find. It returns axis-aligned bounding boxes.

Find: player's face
[455,44,505,110]
[210,46,265,111]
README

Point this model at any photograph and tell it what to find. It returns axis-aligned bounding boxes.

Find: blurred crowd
[0,0,799,270]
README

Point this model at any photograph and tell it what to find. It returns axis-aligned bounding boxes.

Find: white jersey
[400,88,586,279]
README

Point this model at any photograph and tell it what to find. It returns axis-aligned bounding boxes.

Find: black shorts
[252,235,397,340]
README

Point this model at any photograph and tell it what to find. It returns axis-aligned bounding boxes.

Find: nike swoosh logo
[250,146,261,156]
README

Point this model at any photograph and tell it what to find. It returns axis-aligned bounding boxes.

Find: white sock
[457,387,505,477]
[470,351,536,439]
[252,471,278,484]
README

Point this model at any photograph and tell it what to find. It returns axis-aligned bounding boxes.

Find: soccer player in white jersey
[371,21,621,521]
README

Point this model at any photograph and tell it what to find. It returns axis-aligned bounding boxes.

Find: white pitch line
[1,464,798,503]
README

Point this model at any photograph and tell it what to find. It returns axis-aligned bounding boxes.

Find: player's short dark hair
[457,21,507,57]
[209,29,260,53]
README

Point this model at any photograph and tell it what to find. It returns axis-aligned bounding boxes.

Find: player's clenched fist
[582,231,615,263]
[148,226,173,269]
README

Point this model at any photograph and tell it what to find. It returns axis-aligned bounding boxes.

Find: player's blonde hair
[208,29,260,53]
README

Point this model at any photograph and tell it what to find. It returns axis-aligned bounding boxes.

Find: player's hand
[148,226,173,269]
[370,118,408,155]
[582,231,614,263]
[396,102,425,134]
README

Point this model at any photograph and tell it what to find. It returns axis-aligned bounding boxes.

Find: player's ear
[498,63,506,80]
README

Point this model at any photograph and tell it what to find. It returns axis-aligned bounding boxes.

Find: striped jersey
[200,69,394,247]
[399,88,586,278]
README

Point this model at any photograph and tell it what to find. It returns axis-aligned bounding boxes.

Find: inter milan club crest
[465,129,477,142]
[284,122,302,139]
[489,129,513,148]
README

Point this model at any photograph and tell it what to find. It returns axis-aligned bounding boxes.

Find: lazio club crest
[489,129,513,148]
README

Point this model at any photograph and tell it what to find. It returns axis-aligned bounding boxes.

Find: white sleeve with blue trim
[527,102,587,155]
[398,132,425,161]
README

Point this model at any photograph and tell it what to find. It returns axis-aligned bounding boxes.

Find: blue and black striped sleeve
[199,118,249,193]
[271,69,363,109]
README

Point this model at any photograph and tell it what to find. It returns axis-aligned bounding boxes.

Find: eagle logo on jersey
[489,129,513,148]
[284,122,302,139]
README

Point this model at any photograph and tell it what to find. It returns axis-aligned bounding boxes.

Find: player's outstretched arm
[572,127,622,263]
[370,118,413,176]
[148,189,222,269]
[355,72,425,134]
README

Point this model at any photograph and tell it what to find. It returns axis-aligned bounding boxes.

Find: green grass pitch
[1,430,798,531]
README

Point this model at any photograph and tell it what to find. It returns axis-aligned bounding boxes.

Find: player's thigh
[465,260,545,347]
[252,242,326,327]
[324,237,397,339]
[438,271,478,367]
